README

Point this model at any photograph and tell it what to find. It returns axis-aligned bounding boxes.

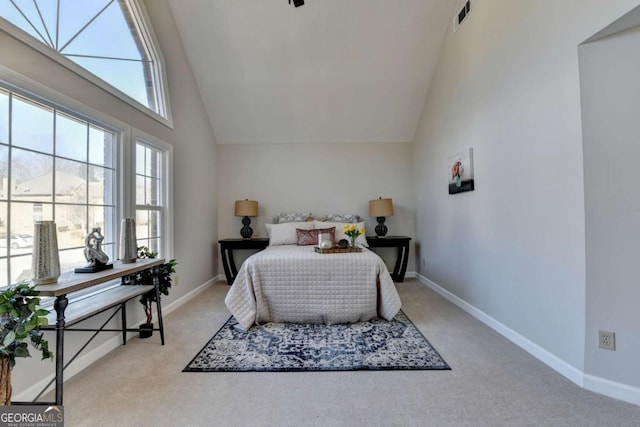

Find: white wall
[1,0,218,397]
[413,0,640,385]
[580,23,640,389]
[217,142,415,273]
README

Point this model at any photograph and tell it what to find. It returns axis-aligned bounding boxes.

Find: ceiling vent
[453,0,471,32]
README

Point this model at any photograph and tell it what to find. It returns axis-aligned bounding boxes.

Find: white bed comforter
[225,245,402,330]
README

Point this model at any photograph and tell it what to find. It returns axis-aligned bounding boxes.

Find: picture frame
[448,148,474,195]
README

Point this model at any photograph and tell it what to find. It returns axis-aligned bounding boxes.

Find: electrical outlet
[598,330,615,351]
[173,274,179,287]
[421,257,426,267]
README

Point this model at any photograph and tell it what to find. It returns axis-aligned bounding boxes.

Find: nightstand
[219,238,269,285]
[366,236,412,282]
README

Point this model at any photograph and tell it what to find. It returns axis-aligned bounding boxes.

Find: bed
[225,244,402,330]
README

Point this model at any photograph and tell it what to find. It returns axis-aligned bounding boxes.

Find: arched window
[0,0,170,124]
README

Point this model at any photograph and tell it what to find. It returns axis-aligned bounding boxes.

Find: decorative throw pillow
[266,222,314,245]
[313,220,368,247]
[324,214,360,223]
[275,212,313,223]
[296,227,336,246]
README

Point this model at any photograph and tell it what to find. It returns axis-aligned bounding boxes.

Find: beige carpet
[51,280,640,426]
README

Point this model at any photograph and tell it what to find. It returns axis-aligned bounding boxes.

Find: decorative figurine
[75,227,114,273]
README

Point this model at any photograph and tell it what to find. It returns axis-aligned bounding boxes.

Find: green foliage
[0,282,53,369]
[136,246,177,326]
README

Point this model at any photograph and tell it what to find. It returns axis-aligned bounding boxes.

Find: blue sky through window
[0,0,158,112]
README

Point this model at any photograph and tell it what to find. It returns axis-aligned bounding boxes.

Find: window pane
[146,177,160,206]
[136,210,149,239]
[135,175,144,205]
[0,90,8,144]
[56,158,88,204]
[59,248,86,275]
[61,1,142,60]
[149,211,161,238]
[89,165,114,206]
[12,96,54,153]
[89,126,114,167]
[148,238,159,254]
[11,149,54,203]
[0,1,51,46]
[136,238,159,255]
[146,147,160,178]
[10,203,53,235]
[69,56,150,108]
[10,255,32,284]
[0,259,7,287]
[0,145,8,200]
[0,0,167,117]
[57,0,114,52]
[56,113,88,162]
[31,0,57,46]
[136,144,145,174]
[0,201,7,258]
[55,205,87,249]
[89,206,114,244]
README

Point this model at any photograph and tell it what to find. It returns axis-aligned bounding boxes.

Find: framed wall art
[448,148,474,195]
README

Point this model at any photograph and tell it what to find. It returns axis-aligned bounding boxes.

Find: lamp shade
[369,198,394,217]
[234,199,258,217]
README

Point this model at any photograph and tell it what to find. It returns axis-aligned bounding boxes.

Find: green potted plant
[136,247,177,338]
[0,282,53,405]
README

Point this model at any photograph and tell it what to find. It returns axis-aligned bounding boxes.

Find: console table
[219,238,269,284]
[32,258,165,405]
[366,236,412,282]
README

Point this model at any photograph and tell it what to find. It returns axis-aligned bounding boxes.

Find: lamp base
[240,216,254,239]
[374,217,388,237]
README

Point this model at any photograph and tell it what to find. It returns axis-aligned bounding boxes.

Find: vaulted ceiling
[167,0,455,144]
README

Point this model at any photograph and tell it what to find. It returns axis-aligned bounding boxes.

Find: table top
[34,258,165,297]
[219,238,269,242]
[366,236,412,240]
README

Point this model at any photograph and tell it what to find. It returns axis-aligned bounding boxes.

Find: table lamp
[369,197,394,237]
[235,199,258,239]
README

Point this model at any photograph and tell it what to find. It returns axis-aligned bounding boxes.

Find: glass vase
[350,236,357,248]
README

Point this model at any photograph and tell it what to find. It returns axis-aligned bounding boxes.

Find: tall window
[0,86,116,287]
[135,140,165,255]
[0,0,169,121]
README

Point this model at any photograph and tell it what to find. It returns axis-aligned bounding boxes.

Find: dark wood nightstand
[219,238,269,284]
[366,236,412,282]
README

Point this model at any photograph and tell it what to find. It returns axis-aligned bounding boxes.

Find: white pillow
[313,221,369,247]
[266,222,315,245]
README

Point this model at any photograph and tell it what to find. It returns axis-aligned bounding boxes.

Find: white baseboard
[415,273,640,406]
[14,277,216,402]
[584,374,640,406]
[212,274,226,284]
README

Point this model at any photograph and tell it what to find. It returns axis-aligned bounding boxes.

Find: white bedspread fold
[225,245,401,330]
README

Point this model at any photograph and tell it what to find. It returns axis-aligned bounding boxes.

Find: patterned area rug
[183,311,450,372]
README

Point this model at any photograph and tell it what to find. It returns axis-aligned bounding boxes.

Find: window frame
[130,128,174,259]
[0,0,173,128]
[0,65,174,292]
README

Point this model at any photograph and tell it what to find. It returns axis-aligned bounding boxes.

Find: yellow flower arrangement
[342,224,365,248]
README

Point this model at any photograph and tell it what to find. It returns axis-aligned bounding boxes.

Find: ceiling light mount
[288,0,305,7]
